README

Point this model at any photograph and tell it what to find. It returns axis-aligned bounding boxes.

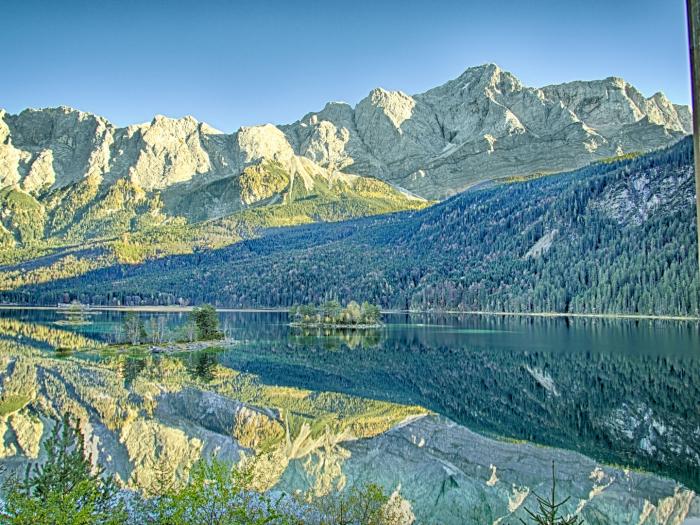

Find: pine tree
[520,464,584,525]
[189,304,222,341]
[1,416,126,525]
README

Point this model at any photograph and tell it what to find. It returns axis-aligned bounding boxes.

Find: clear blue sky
[1,0,692,132]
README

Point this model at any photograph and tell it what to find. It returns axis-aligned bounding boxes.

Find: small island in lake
[107,304,227,355]
[54,301,94,326]
[289,300,382,328]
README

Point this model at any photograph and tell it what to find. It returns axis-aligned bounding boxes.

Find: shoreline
[0,305,288,313]
[0,304,697,321]
[290,321,383,329]
[101,339,233,355]
[402,309,700,322]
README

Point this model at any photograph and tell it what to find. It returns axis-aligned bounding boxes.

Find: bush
[146,459,289,525]
[0,416,126,525]
[310,482,413,525]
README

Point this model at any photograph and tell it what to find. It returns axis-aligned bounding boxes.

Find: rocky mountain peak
[236,124,294,165]
[0,65,691,203]
[150,113,200,127]
[447,63,522,96]
[362,87,416,129]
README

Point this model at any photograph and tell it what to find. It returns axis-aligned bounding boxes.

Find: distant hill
[7,137,697,317]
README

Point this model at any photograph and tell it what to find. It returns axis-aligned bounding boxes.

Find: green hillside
[0,160,428,289]
[9,138,696,317]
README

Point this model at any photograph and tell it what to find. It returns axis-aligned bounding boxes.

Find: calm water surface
[1,308,699,488]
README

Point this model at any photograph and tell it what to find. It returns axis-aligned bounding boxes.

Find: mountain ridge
[0,63,691,261]
[1,64,690,196]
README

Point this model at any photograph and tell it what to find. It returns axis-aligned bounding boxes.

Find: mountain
[8,137,697,317]
[0,107,426,252]
[281,64,690,198]
[0,64,690,250]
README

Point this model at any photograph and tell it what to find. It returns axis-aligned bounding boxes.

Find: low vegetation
[0,418,582,524]
[1,416,127,525]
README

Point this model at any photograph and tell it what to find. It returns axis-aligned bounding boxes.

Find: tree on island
[343,301,363,324]
[147,316,168,344]
[360,301,381,324]
[321,300,342,323]
[290,300,382,326]
[182,319,198,342]
[123,311,146,345]
[190,304,223,341]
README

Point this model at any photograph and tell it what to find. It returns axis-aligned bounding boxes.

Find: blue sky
[1,0,691,131]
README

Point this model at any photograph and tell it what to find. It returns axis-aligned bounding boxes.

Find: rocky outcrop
[155,387,283,450]
[278,414,700,525]
[0,64,688,206]
[591,161,695,225]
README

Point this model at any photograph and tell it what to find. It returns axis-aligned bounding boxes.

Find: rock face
[0,64,689,208]
[0,108,426,246]
[591,159,695,225]
[283,64,690,198]
[278,415,700,525]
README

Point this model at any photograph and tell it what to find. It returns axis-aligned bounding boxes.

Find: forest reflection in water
[0,308,698,490]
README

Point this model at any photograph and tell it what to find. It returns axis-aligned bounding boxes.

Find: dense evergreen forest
[4,137,698,316]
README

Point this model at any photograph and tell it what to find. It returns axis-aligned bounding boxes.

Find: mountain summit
[284,64,690,197]
[0,64,690,249]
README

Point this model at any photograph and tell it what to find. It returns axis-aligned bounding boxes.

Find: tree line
[4,137,698,317]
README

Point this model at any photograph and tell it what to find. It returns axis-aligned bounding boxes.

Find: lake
[1,307,699,522]
[3,308,699,483]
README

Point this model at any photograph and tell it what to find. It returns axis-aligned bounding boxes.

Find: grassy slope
[0,161,428,291]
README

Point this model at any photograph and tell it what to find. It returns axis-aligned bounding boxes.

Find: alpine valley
[1,61,700,525]
[0,64,694,310]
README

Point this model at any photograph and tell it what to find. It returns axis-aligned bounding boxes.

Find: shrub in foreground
[0,416,126,525]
